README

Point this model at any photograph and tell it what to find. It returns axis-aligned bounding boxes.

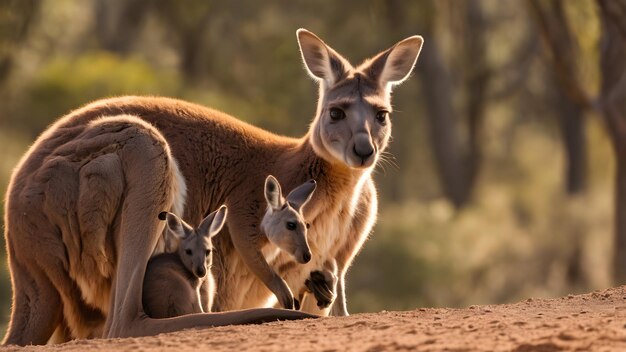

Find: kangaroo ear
[362,35,424,88]
[208,205,227,238]
[198,205,228,238]
[297,28,351,86]
[264,175,284,210]
[286,180,317,211]
[161,212,192,239]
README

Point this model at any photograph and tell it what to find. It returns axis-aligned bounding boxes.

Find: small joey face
[261,175,316,264]
[159,205,228,278]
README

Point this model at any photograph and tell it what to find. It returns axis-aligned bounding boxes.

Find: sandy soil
[3,286,626,351]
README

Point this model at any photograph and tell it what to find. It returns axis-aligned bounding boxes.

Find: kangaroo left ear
[264,175,284,210]
[286,180,317,211]
[361,35,424,88]
[161,212,193,239]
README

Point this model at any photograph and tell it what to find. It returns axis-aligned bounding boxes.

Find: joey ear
[297,28,350,86]
[363,35,424,87]
[162,212,191,239]
[208,205,227,238]
[264,175,284,210]
[286,180,317,211]
[198,205,228,238]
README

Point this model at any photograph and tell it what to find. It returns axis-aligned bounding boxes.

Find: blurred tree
[152,0,214,84]
[0,0,40,88]
[529,0,590,195]
[531,0,626,283]
[93,0,151,54]
[554,80,587,195]
[597,0,626,283]
[406,0,491,209]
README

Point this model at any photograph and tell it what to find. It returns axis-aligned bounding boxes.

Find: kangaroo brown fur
[3,29,423,345]
[3,114,314,346]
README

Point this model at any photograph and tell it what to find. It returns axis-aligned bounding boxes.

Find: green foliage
[14,51,181,133]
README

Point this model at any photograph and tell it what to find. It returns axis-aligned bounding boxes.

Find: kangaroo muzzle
[195,266,207,278]
[353,133,375,165]
[294,247,312,264]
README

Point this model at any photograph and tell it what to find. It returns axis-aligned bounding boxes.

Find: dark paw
[305,270,336,309]
[280,296,295,310]
[294,298,301,310]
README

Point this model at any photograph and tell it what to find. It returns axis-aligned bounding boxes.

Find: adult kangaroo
[3,114,314,346]
[2,29,422,345]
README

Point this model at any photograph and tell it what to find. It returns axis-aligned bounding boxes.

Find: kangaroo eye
[205,249,211,256]
[185,249,192,256]
[329,108,346,121]
[376,111,389,125]
[286,222,297,231]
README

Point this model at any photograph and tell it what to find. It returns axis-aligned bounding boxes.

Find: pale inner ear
[265,175,284,210]
[379,36,424,86]
[208,205,227,237]
[166,213,189,239]
[286,180,317,211]
[297,29,349,86]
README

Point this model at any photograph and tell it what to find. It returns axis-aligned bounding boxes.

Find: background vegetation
[1,0,625,330]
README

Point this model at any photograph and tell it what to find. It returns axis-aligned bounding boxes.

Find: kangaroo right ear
[198,205,228,238]
[208,205,227,238]
[297,28,351,86]
[264,175,284,210]
[161,212,192,239]
[362,35,424,88]
[286,179,317,211]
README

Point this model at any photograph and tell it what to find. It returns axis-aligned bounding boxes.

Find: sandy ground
[2,286,626,351]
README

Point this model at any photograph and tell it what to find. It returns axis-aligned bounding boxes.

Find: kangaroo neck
[284,135,370,219]
[291,135,365,185]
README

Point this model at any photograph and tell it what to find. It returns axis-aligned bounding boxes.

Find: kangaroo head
[261,175,316,264]
[159,205,228,278]
[297,29,423,169]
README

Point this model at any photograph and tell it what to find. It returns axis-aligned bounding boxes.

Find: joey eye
[306,223,311,229]
[329,108,346,121]
[286,222,297,231]
[205,249,211,256]
[376,111,389,125]
[185,249,192,256]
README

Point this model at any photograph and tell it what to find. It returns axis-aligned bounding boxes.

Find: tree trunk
[93,0,150,54]
[555,85,587,194]
[615,145,626,283]
[417,41,468,208]
[597,0,626,283]
[413,0,489,209]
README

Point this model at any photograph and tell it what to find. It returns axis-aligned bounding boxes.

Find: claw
[306,270,337,309]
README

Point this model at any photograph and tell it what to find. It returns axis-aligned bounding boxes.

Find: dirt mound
[4,286,626,351]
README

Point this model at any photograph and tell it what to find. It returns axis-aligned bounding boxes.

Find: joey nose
[302,251,312,263]
[196,266,206,278]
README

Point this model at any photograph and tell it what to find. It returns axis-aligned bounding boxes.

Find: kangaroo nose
[302,251,312,263]
[196,267,206,277]
[353,142,374,160]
